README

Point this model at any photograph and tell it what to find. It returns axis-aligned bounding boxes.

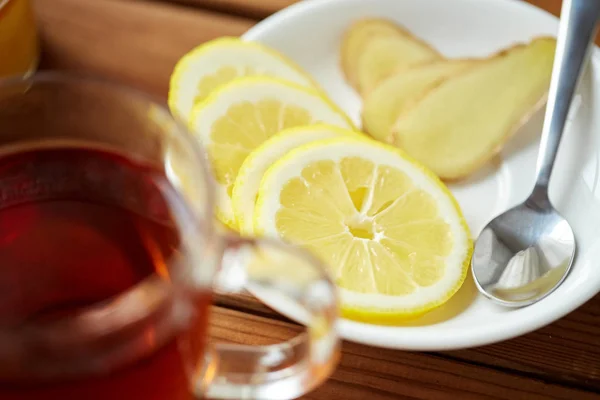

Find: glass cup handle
[199,236,340,400]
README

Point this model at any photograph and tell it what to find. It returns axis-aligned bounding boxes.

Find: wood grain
[449,295,600,391]
[210,307,599,399]
[218,292,600,392]
[157,0,297,19]
[34,0,253,97]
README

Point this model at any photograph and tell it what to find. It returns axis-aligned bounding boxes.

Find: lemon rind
[232,124,365,235]
[168,36,322,121]
[254,137,472,321]
[188,77,356,231]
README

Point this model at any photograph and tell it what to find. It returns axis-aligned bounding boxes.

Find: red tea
[0,147,211,400]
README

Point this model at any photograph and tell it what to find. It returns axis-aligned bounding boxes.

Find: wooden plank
[158,0,296,19]
[449,295,600,391]
[218,291,600,392]
[209,307,599,399]
[34,0,254,97]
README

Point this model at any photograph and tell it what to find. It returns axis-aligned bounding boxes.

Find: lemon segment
[255,138,472,323]
[232,124,364,235]
[168,37,319,122]
[189,77,354,228]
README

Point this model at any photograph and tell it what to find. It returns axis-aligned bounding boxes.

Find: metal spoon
[471,0,600,307]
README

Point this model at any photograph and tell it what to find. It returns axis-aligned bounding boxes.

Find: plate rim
[241,0,600,350]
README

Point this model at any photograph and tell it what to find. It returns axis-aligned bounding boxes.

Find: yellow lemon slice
[232,124,364,235]
[168,37,318,122]
[254,138,472,324]
[189,77,355,229]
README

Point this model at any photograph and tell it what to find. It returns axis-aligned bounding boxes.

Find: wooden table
[32,0,600,398]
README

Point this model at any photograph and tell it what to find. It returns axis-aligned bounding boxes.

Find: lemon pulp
[255,139,471,322]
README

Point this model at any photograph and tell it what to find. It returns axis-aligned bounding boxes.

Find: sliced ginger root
[392,37,556,180]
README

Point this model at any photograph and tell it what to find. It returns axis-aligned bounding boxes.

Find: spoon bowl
[472,198,575,306]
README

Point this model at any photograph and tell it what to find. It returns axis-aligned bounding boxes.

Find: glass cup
[0,73,339,399]
[0,0,39,78]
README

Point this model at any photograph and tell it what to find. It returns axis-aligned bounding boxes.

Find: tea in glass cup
[0,73,340,400]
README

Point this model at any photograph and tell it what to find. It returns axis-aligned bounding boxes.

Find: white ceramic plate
[242,0,600,350]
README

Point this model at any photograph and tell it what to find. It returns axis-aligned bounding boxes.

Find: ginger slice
[341,18,441,93]
[392,37,556,180]
[362,59,475,142]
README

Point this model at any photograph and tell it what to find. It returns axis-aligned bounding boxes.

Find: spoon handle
[531,0,600,202]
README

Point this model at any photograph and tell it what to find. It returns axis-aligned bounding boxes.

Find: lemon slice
[254,138,472,323]
[168,37,318,122]
[189,77,355,229]
[232,124,363,235]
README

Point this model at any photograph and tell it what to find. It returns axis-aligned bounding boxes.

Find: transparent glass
[0,73,339,400]
[0,0,39,78]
